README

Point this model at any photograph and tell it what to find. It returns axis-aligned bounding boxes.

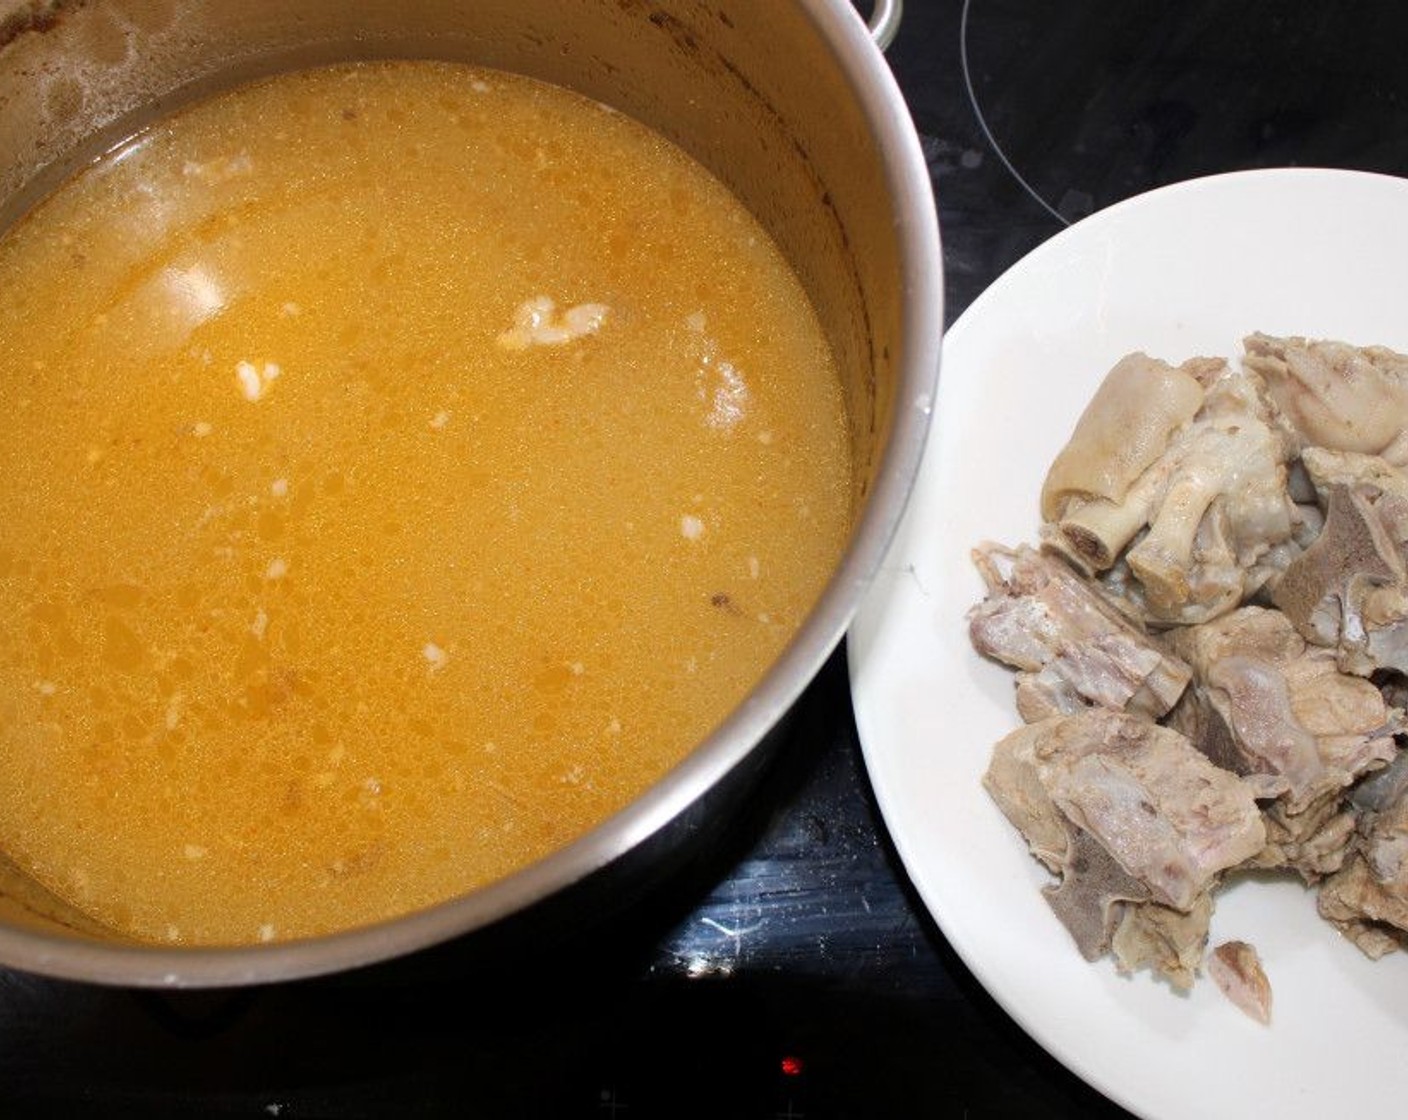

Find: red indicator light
[780,1055,804,1077]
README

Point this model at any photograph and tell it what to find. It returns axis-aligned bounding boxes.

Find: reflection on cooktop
[961,0,1408,223]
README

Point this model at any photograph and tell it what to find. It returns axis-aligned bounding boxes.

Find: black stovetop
[7,2,1408,1116]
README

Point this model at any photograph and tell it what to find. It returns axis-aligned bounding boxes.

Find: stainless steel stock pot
[0,0,940,985]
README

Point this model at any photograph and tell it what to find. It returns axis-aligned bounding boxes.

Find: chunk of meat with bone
[984,710,1265,981]
[1028,812,1210,988]
[1318,754,1408,959]
[1041,352,1208,543]
[1165,607,1400,824]
[968,543,1191,722]
[1244,333,1408,466]
[1272,450,1408,676]
[1041,354,1299,625]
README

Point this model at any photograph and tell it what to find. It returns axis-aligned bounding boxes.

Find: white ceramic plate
[849,168,1408,1119]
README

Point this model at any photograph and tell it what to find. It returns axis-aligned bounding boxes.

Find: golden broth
[0,62,850,945]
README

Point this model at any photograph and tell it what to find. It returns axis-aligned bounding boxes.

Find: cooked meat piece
[985,722,1156,962]
[1110,893,1212,991]
[1318,768,1408,958]
[1165,685,1290,797]
[1043,356,1299,626]
[1273,455,1408,675]
[1244,333,1408,466]
[1301,447,1408,524]
[1207,940,1272,1024]
[1041,353,1208,546]
[1279,646,1401,786]
[984,711,1266,917]
[1248,798,1359,880]
[1318,903,1408,958]
[969,543,1191,721]
[1165,607,1400,818]
[983,718,1073,876]
[1121,368,1300,625]
[984,712,1259,986]
[1012,670,1086,722]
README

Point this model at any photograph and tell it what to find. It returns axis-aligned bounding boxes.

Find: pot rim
[0,0,943,987]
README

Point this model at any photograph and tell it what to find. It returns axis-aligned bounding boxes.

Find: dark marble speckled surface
[5,2,1408,1116]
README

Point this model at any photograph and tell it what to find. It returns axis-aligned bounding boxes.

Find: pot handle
[866,0,902,51]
